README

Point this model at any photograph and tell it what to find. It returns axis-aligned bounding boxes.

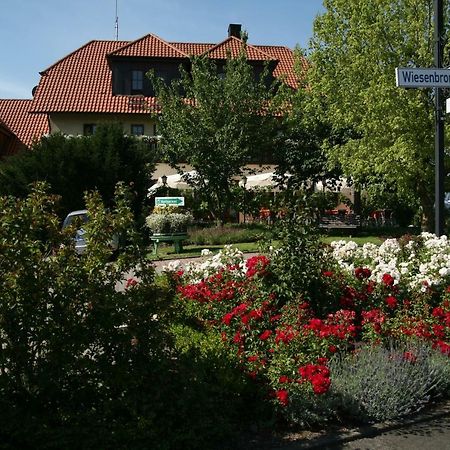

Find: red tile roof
[171,42,215,56]
[204,37,276,61]
[0,99,49,147]
[255,45,300,88]
[31,33,300,115]
[108,34,188,58]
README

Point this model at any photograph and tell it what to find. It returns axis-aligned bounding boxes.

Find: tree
[275,47,343,195]
[0,123,156,218]
[308,0,450,229]
[149,51,282,223]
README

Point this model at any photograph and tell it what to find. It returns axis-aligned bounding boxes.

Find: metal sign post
[395,0,445,236]
[434,0,445,237]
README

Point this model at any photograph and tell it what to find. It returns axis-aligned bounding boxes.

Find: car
[62,210,119,255]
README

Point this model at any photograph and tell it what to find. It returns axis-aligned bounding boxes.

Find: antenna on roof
[114,0,119,40]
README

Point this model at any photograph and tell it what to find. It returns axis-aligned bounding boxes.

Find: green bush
[187,223,270,245]
[268,207,328,303]
[0,123,156,220]
[0,183,178,449]
[329,340,450,423]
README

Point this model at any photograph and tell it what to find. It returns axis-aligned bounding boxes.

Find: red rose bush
[166,234,450,425]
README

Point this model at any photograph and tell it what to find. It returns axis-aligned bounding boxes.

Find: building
[0,100,49,158]
[1,24,299,172]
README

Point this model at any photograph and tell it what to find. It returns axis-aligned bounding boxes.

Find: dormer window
[131,70,144,93]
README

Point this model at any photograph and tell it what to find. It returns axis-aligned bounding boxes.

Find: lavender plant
[329,340,450,422]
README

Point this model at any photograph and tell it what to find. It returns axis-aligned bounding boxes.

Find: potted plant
[145,205,193,235]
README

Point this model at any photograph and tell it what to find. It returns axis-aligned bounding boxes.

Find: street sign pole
[435,0,445,236]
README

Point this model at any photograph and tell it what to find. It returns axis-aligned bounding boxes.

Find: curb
[273,399,450,449]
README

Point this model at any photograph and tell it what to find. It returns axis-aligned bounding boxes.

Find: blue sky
[1,0,324,99]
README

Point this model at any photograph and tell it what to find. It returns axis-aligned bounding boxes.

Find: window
[83,124,96,135]
[131,124,144,136]
[131,70,144,92]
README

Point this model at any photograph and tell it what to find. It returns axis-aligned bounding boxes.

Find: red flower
[279,375,290,383]
[275,389,289,406]
[222,312,234,325]
[322,270,334,277]
[310,373,331,395]
[328,345,338,353]
[434,340,450,355]
[245,255,270,278]
[233,331,243,344]
[125,278,138,288]
[432,307,445,319]
[355,267,371,279]
[259,330,273,341]
[385,295,398,309]
[403,351,417,363]
[382,273,395,286]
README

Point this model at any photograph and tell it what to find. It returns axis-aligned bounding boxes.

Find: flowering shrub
[145,204,193,234]
[169,232,450,426]
[328,233,450,292]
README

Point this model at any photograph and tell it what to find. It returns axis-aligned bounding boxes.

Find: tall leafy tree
[275,48,342,194]
[149,51,282,223]
[309,0,450,229]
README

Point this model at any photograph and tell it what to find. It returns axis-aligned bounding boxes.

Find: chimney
[228,23,242,38]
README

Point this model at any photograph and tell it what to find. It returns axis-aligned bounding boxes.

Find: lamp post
[161,174,168,197]
[242,175,247,224]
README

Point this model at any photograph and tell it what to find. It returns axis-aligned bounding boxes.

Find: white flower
[162,260,181,272]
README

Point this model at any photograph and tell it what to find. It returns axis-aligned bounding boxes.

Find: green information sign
[155,196,185,206]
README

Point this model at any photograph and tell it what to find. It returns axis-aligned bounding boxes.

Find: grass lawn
[146,235,384,261]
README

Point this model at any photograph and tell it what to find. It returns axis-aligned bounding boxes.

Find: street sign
[155,196,185,206]
[396,67,450,88]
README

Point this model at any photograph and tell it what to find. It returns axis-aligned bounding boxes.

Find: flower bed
[165,237,450,425]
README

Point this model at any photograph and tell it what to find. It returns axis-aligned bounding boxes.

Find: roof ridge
[40,40,129,75]
[203,36,277,60]
[108,33,189,58]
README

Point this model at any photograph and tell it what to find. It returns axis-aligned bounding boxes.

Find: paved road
[327,414,450,450]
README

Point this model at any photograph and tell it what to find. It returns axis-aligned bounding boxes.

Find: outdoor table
[150,233,188,255]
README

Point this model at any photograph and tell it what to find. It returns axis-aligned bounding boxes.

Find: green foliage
[187,223,270,246]
[0,123,156,219]
[329,340,450,422]
[309,0,450,228]
[268,204,328,303]
[275,52,342,190]
[0,183,178,449]
[149,52,282,223]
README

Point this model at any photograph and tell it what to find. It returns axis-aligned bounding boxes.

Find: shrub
[268,208,328,303]
[146,205,193,234]
[0,183,177,449]
[187,223,269,245]
[329,340,450,422]
[0,123,156,219]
